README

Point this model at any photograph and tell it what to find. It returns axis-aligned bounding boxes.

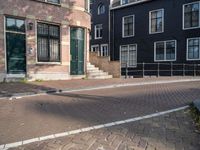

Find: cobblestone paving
[10,109,200,150]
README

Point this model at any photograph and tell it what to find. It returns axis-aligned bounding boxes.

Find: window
[154,40,176,61]
[99,44,108,57]
[95,24,103,39]
[40,0,60,4]
[122,15,134,37]
[37,23,60,62]
[120,44,137,67]
[149,9,164,34]
[183,1,200,29]
[121,0,129,5]
[91,45,99,52]
[187,37,200,60]
[6,18,25,33]
[98,4,105,15]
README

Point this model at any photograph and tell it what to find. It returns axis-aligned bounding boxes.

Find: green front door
[6,17,26,74]
[70,27,85,75]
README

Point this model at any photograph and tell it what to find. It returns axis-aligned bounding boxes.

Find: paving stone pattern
[10,110,200,150]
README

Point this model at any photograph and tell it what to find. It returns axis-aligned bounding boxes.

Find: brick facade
[89,52,120,78]
[0,0,91,81]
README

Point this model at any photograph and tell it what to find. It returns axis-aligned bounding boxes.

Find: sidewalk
[0,77,200,99]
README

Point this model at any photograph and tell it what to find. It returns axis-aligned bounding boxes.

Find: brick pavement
[0,81,200,145]
[9,109,200,150]
[0,77,200,98]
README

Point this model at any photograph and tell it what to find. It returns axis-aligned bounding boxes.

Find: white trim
[122,15,135,38]
[100,44,109,57]
[94,24,103,39]
[186,37,200,61]
[120,44,137,68]
[149,8,164,34]
[183,1,200,30]
[154,40,177,62]
[91,44,99,52]
[120,0,129,5]
[111,0,149,10]
[97,3,105,15]
[0,105,189,150]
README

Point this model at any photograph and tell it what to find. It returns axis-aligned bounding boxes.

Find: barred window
[37,23,60,62]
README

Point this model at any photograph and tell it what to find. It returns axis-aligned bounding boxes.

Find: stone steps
[87,63,113,79]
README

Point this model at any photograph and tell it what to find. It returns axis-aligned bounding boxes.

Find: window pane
[150,10,163,33]
[123,16,134,36]
[38,23,48,35]
[188,39,200,59]
[121,46,128,67]
[38,37,48,61]
[166,41,175,60]
[156,42,164,60]
[49,25,59,37]
[6,18,25,32]
[50,39,59,61]
[47,0,60,4]
[184,3,199,28]
[129,45,137,66]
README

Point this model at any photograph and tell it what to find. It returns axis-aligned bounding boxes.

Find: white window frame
[149,9,164,34]
[99,44,109,57]
[183,1,200,30]
[121,0,129,5]
[98,4,105,15]
[94,24,103,39]
[186,37,200,60]
[122,15,135,38]
[120,44,137,68]
[91,44,99,52]
[40,0,61,4]
[154,40,177,62]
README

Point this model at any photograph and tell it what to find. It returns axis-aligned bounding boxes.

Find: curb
[0,78,200,100]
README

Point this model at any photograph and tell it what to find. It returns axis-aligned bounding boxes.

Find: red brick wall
[89,52,121,78]
[0,0,91,80]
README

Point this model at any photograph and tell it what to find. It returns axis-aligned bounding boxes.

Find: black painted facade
[91,0,200,76]
[90,0,110,46]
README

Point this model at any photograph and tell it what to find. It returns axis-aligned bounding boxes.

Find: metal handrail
[121,62,200,78]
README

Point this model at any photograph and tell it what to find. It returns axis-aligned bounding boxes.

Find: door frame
[69,26,86,76]
[4,16,27,76]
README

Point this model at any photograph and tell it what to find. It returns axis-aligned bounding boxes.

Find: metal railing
[121,62,200,78]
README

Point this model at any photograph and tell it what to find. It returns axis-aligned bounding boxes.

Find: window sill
[183,26,200,30]
[187,59,200,61]
[36,62,61,65]
[149,31,164,35]
[122,35,134,38]
[95,37,103,40]
[154,60,176,62]
[32,0,61,7]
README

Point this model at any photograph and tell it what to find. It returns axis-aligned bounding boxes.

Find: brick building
[0,0,91,81]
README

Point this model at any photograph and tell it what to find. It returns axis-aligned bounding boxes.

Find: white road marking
[0,105,189,150]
